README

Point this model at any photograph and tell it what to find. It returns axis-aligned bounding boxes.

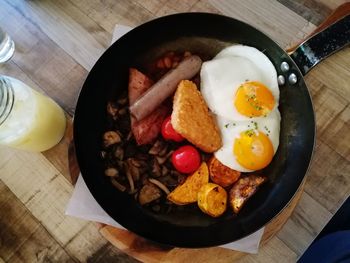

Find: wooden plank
[85,243,140,263]
[144,0,220,16]
[310,82,348,135]
[64,222,108,262]
[0,181,40,261]
[276,191,332,255]
[237,237,297,263]
[155,0,200,16]
[190,0,222,13]
[42,117,74,183]
[69,0,154,34]
[315,0,349,10]
[304,140,350,213]
[99,226,172,263]
[133,0,168,14]
[0,148,87,246]
[304,75,325,97]
[307,49,350,101]
[64,222,139,262]
[277,0,331,25]
[208,0,317,48]
[55,0,112,48]
[7,227,75,263]
[321,105,350,162]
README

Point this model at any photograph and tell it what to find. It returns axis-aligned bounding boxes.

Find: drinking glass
[0,75,66,151]
[0,26,15,63]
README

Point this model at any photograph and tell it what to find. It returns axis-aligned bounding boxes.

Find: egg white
[200,45,279,122]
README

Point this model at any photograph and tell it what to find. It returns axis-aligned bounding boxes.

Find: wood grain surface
[0,0,349,262]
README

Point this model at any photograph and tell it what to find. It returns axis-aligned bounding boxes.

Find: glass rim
[0,76,14,125]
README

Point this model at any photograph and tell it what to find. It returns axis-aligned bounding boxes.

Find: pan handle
[288,3,350,76]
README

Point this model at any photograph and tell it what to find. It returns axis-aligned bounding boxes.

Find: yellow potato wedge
[167,162,209,205]
[198,183,227,217]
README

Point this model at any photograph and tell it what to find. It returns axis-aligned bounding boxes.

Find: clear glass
[0,75,66,152]
[0,27,15,63]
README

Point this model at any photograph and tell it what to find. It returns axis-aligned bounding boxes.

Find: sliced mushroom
[126,158,140,181]
[105,167,119,177]
[149,178,170,195]
[110,178,126,192]
[107,102,118,118]
[158,174,179,187]
[161,166,169,176]
[103,131,121,147]
[114,146,124,160]
[156,156,167,165]
[138,183,162,205]
[158,145,168,157]
[151,158,162,177]
[126,168,135,193]
[148,140,167,155]
[128,158,141,167]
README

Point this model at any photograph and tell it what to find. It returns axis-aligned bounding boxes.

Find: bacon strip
[128,68,168,145]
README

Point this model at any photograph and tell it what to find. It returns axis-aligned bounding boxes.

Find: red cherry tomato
[171,145,201,174]
[161,116,184,142]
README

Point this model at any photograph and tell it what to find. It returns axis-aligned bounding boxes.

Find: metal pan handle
[288,3,350,76]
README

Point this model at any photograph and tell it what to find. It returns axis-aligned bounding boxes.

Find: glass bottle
[0,75,66,151]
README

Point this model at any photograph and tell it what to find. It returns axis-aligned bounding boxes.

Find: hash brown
[171,80,222,153]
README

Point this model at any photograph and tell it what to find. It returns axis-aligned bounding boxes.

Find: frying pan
[73,11,350,247]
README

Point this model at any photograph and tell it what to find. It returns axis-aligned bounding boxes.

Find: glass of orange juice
[0,75,66,152]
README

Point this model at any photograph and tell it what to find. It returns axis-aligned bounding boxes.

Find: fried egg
[200,44,281,172]
[200,45,279,121]
[214,111,281,172]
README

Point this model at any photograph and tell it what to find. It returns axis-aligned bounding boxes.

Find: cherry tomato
[172,145,201,174]
[161,116,184,142]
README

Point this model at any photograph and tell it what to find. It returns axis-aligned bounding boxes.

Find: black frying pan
[73,12,350,247]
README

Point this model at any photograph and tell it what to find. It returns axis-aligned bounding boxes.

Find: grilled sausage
[129,55,202,121]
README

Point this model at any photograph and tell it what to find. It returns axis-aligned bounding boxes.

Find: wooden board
[0,0,349,262]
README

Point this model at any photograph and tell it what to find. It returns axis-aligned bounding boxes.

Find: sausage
[129,55,202,121]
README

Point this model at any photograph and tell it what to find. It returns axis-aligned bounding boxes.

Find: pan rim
[73,12,316,248]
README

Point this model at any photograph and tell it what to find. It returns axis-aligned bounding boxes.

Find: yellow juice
[0,77,66,152]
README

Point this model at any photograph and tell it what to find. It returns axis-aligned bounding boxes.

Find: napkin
[65,24,265,254]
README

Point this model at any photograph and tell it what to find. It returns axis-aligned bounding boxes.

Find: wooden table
[0,0,349,262]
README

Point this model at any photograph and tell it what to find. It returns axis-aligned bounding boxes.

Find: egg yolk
[234,81,275,117]
[233,130,274,170]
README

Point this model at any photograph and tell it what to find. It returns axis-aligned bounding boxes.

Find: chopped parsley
[245,129,255,137]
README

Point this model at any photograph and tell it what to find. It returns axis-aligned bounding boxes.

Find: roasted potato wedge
[208,157,241,187]
[229,174,267,214]
[167,162,209,205]
[198,183,227,217]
